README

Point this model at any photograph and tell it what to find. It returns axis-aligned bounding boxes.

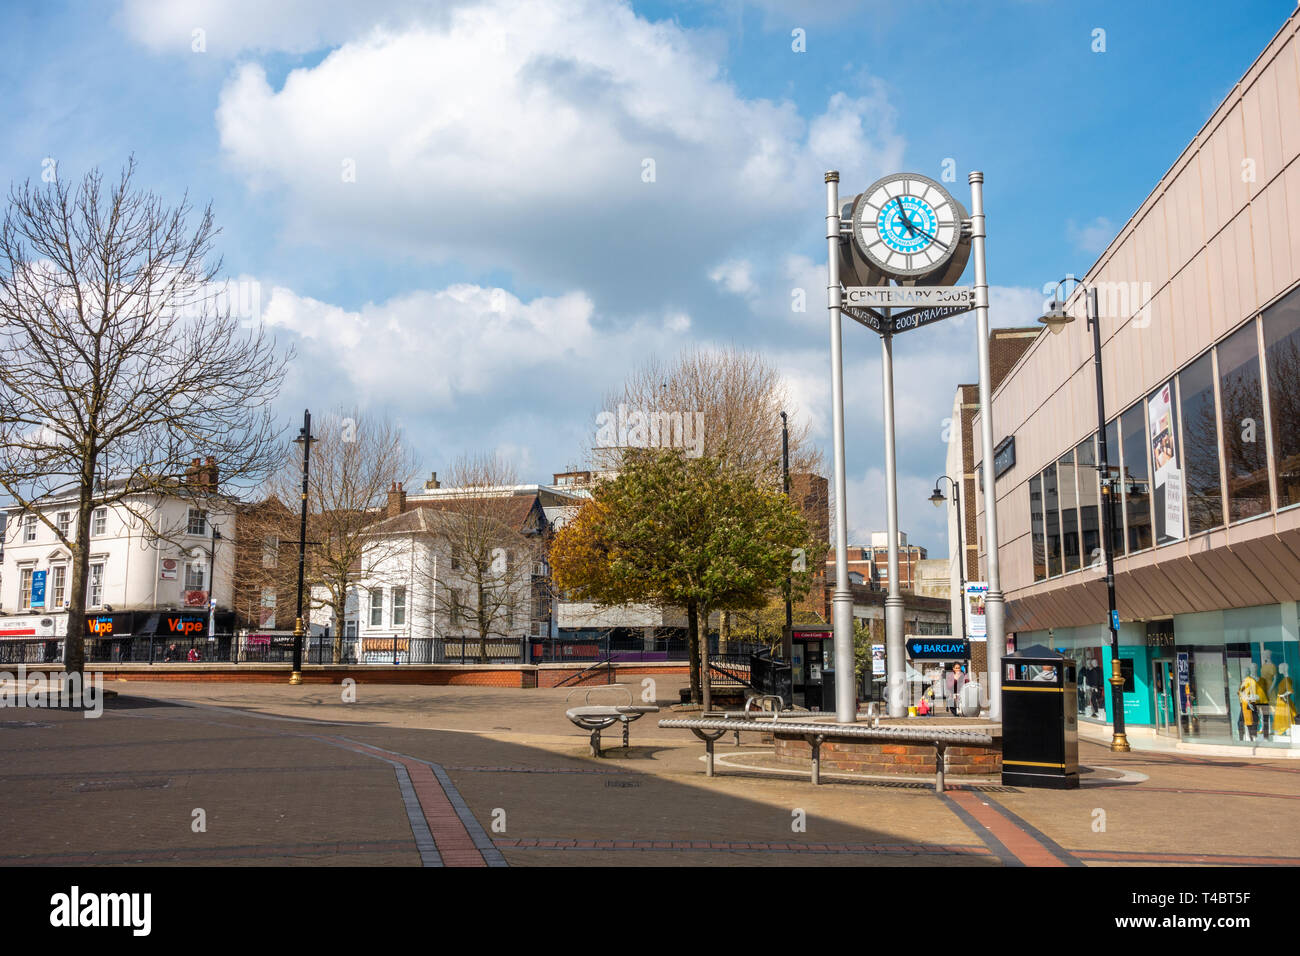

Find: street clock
[851,173,967,282]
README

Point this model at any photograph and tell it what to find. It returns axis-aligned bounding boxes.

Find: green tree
[550,449,823,704]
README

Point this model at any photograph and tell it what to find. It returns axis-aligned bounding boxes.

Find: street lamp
[929,476,966,642]
[1039,278,1129,752]
[289,409,314,685]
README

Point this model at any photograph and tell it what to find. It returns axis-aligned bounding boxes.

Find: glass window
[88,562,104,607]
[1029,475,1046,582]
[185,562,206,591]
[1148,381,1183,545]
[51,565,65,607]
[187,508,208,536]
[369,589,383,626]
[56,512,69,537]
[92,508,107,536]
[1043,463,1061,577]
[1121,403,1153,552]
[19,568,33,608]
[1178,352,1224,534]
[1263,287,1300,508]
[1103,418,1124,556]
[1058,450,1081,573]
[392,587,406,627]
[1076,436,1101,568]
[23,514,36,542]
[1218,321,1270,521]
[260,588,276,628]
[262,536,279,569]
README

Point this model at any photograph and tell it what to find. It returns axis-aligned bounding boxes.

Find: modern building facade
[975,11,1300,752]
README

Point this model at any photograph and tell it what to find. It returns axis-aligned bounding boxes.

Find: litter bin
[1000,644,1079,789]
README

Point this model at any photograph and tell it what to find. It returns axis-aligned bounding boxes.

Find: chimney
[424,471,440,490]
[387,481,407,517]
[186,457,201,485]
[201,456,219,491]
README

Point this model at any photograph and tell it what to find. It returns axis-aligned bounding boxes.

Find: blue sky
[0,0,1291,553]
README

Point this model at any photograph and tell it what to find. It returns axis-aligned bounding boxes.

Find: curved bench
[658,717,994,793]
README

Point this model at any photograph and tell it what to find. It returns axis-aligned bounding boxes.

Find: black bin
[1000,644,1079,789]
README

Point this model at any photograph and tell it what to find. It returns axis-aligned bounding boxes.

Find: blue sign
[30,569,46,608]
[1110,610,1120,632]
[906,638,971,660]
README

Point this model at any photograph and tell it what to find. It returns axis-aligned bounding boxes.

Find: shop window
[1263,287,1300,508]
[1029,475,1046,582]
[1178,351,1224,534]
[1043,462,1061,577]
[1121,403,1152,552]
[1148,380,1183,545]
[1218,320,1270,521]
[1075,436,1101,567]
[1103,418,1124,556]
[1057,450,1081,573]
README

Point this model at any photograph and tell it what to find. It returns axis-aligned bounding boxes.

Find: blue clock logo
[877,196,939,255]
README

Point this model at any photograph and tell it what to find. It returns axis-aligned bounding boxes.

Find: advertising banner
[1148,383,1184,543]
[965,582,988,639]
[871,644,885,676]
[30,569,46,608]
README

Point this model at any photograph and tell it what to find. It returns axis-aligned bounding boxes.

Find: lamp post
[1039,279,1129,752]
[289,409,314,685]
[781,411,793,663]
[929,476,966,642]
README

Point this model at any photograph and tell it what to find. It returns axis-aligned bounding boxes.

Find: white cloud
[211,0,904,299]
[1067,216,1115,255]
[708,259,755,296]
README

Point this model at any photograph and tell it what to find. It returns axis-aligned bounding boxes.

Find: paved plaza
[1,676,1298,867]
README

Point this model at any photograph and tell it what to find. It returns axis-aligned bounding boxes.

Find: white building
[0,470,236,642]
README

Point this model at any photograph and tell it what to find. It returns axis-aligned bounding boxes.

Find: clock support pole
[879,299,907,718]
[824,170,858,724]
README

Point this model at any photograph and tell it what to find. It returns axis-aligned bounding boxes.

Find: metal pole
[969,171,1005,720]
[949,477,967,642]
[1088,287,1129,751]
[881,326,906,717]
[290,409,311,685]
[781,411,793,662]
[824,171,856,724]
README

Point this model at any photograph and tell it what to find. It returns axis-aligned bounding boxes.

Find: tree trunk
[64,489,95,678]
[720,609,731,653]
[701,604,712,713]
[686,600,701,704]
[478,584,489,663]
[332,594,346,664]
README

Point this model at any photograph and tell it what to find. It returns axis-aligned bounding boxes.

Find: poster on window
[965,582,988,639]
[1148,383,1183,543]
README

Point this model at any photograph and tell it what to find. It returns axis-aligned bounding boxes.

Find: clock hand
[893,198,917,237]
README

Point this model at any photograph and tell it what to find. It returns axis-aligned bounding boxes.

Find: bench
[565,685,660,756]
[657,717,994,793]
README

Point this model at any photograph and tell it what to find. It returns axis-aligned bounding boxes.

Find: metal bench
[565,685,660,757]
[657,717,994,793]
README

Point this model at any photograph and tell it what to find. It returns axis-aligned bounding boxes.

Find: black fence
[0,634,699,666]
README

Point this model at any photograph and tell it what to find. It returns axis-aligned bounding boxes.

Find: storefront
[974,12,1300,754]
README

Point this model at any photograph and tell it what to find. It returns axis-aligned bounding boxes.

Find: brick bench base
[773,735,1001,776]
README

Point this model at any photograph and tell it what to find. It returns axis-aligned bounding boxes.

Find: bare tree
[258,408,416,662]
[420,454,548,663]
[0,159,289,675]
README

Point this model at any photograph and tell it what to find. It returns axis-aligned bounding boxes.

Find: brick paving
[1,677,1297,867]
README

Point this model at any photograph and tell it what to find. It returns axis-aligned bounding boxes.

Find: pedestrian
[187,646,201,662]
[164,642,178,662]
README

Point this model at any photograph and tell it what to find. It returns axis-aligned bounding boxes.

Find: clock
[850,173,967,283]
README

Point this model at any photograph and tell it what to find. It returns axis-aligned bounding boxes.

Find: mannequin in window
[1274,663,1294,737]
[1260,650,1277,738]
[1237,662,1268,741]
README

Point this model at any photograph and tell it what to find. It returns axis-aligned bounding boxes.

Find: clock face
[851,174,962,280]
